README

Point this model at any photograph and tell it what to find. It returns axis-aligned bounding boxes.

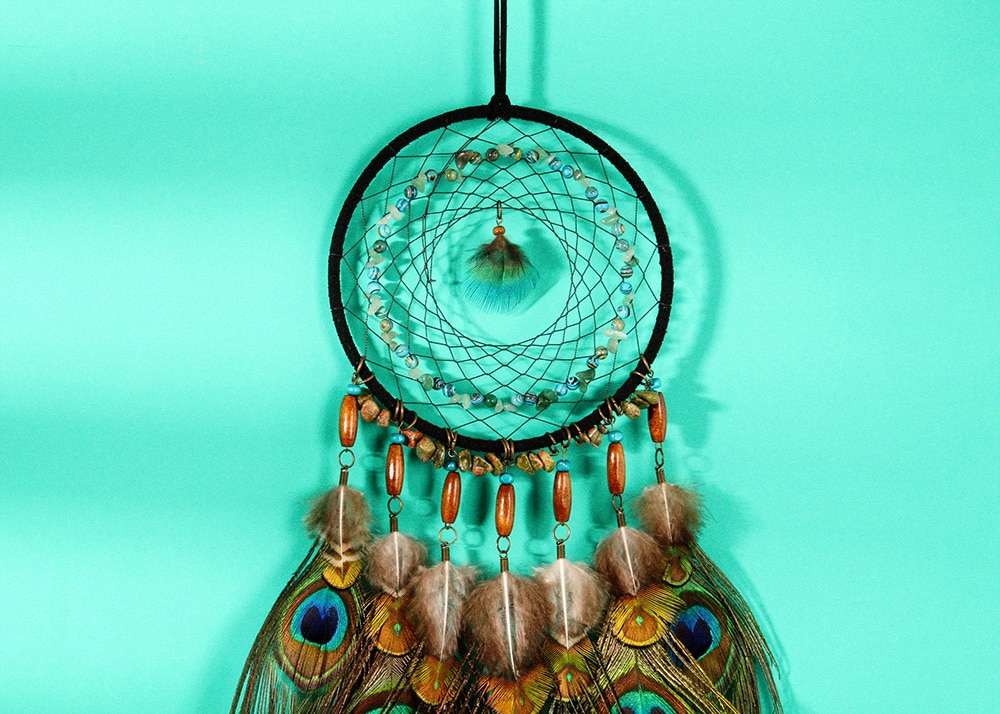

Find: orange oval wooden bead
[648,392,667,443]
[553,470,572,523]
[339,395,358,448]
[495,483,515,537]
[385,443,404,496]
[441,471,462,524]
[607,442,626,495]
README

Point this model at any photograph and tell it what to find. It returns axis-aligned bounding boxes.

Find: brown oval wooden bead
[607,442,626,495]
[441,471,462,524]
[553,470,572,523]
[647,392,667,444]
[339,395,358,448]
[495,483,515,537]
[385,443,404,496]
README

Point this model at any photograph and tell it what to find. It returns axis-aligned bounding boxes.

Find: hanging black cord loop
[488,0,512,119]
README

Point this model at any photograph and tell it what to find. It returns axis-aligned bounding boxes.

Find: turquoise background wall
[2,2,998,712]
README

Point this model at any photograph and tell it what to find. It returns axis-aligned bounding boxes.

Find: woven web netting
[336,116,666,445]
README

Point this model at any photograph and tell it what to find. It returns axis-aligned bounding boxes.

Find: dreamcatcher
[232,3,780,713]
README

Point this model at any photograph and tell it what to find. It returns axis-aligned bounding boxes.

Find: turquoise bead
[373,239,388,252]
[595,199,609,212]
[615,238,630,252]
[346,384,361,396]
[367,281,382,294]
[613,222,626,236]
[499,472,514,485]
[549,157,563,170]
[377,224,391,238]
[404,355,419,369]
[470,392,484,406]
[566,376,580,390]
[367,266,381,280]
[554,383,568,397]
[617,305,631,319]
[561,165,574,178]
[394,344,410,357]
[443,383,456,398]
[608,430,623,443]
[650,377,663,390]
[585,186,599,199]
[395,198,409,211]
[403,185,417,200]
[511,393,524,406]
[620,281,633,295]
[556,459,571,471]
[445,458,458,471]
[523,393,538,405]
[525,150,538,163]
[390,432,407,445]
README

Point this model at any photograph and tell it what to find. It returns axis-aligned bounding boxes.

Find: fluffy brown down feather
[633,482,702,546]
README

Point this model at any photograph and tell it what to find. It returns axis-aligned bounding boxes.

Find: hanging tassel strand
[464,474,554,713]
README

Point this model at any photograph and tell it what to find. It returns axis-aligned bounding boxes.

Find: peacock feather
[635,482,782,714]
[231,485,373,714]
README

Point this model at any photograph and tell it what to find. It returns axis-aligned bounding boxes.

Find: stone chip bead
[419,374,434,390]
